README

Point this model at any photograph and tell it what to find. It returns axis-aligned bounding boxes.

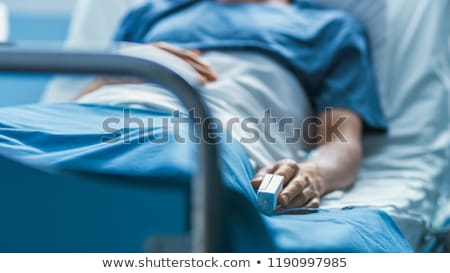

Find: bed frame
[0,49,234,253]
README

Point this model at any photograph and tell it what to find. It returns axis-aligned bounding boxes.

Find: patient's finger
[161,46,216,80]
[284,187,315,208]
[279,178,310,207]
[158,44,205,68]
[304,197,320,209]
[273,160,299,185]
[191,49,201,56]
[200,67,218,82]
[251,166,276,189]
[185,59,218,82]
[154,43,218,83]
[254,165,276,179]
[181,51,217,76]
[183,62,210,84]
[160,48,217,83]
[153,42,183,55]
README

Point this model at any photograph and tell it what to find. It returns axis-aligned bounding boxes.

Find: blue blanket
[0,103,412,252]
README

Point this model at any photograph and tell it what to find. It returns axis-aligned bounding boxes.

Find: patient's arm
[75,43,217,100]
[76,76,143,99]
[251,109,362,209]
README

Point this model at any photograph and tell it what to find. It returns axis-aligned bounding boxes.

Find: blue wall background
[0,9,71,106]
[2,0,75,13]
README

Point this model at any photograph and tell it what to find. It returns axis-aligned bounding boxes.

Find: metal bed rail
[0,49,228,253]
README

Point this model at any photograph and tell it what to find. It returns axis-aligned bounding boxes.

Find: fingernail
[281,195,289,207]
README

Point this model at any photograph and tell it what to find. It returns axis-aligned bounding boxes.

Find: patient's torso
[78,48,312,169]
[200,50,312,168]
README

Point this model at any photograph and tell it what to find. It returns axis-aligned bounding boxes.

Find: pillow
[41,0,147,103]
[312,0,388,110]
[384,0,450,192]
[65,0,146,48]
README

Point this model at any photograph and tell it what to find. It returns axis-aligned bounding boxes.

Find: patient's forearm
[306,141,361,195]
[75,77,142,100]
[310,109,363,195]
[74,43,217,101]
[250,109,362,208]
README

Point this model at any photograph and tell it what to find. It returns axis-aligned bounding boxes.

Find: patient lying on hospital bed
[75,0,387,210]
[1,0,424,253]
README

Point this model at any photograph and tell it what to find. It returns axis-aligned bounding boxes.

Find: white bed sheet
[41,0,450,251]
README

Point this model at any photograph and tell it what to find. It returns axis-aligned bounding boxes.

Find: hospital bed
[0,0,449,252]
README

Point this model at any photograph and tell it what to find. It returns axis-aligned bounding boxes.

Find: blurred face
[217,0,290,4]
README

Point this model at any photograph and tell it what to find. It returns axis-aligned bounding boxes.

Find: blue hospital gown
[115,0,387,132]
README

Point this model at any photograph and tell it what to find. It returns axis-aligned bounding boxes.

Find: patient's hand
[75,43,217,100]
[154,42,218,85]
[251,110,364,210]
[251,160,324,209]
